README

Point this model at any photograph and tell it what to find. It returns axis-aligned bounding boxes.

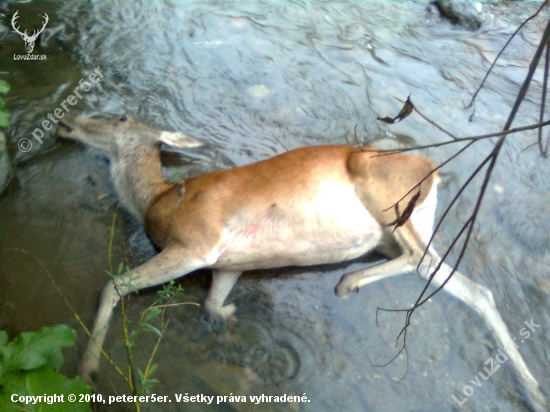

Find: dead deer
[56,115,546,411]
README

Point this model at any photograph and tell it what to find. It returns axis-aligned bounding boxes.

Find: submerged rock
[432,1,483,31]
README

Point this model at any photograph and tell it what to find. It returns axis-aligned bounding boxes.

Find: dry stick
[383,218,474,358]
[382,140,476,214]
[466,0,549,108]
[380,108,550,217]
[394,97,457,140]
[377,119,550,216]
[539,40,550,157]
[379,149,493,344]
[415,17,550,309]
[413,155,490,307]
[153,302,200,309]
[409,13,550,314]
[368,119,550,156]
[379,15,550,361]
[415,148,494,273]
[370,330,410,380]
[414,105,457,140]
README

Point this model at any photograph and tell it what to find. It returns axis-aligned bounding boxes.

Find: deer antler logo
[11,11,49,54]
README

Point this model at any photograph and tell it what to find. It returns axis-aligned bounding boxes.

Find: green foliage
[0,325,74,372]
[137,365,160,395]
[157,280,185,301]
[111,272,183,400]
[0,80,10,128]
[123,275,185,397]
[106,262,139,293]
[0,325,91,412]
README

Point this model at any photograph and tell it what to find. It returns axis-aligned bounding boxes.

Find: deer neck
[110,145,174,222]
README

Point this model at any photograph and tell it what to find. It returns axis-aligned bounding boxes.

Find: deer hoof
[205,302,237,322]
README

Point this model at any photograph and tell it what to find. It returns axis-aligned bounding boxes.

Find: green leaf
[1,368,90,412]
[142,323,163,338]
[137,367,145,380]
[128,328,142,351]
[147,363,158,376]
[145,308,162,321]
[143,378,160,388]
[137,365,160,394]
[173,284,185,297]
[0,80,10,95]
[0,325,76,373]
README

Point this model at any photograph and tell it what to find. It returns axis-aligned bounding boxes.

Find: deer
[56,114,546,412]
[11,10,49,54]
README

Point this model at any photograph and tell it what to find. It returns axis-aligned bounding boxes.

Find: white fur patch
[158,131,202,148]
[410,181,438,246]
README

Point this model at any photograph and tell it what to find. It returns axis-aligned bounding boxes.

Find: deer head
[11,11,49,54]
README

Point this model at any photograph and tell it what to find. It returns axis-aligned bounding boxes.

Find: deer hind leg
[204,270,242,321]
[80,247,217,384]
[423,248,547,412]
[335,223,547,412]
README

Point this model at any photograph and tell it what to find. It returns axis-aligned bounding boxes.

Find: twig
[378,14,550,366]
[539,39,550,157]
[383,140,476,213]
[368,119,550,157]
[412,11,550,319]
[466,0,549,108]
[394,96,457,140]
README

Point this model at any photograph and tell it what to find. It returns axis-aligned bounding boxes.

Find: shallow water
[1,2,549,411]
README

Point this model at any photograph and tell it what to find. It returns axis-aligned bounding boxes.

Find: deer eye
[119,116,128,122]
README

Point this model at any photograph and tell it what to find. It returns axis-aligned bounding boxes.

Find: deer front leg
[204,270,242,321]
[335,226,422,297]
[80,247,215,384]
[335,254,416,297]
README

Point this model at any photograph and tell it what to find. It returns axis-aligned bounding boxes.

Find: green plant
[102,211,193,412]
[0,324,91,412]
[105,262,188,410]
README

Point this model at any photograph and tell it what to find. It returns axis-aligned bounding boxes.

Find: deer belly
[212,191,384,271]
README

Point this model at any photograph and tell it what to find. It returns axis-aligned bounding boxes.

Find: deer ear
[157,131,202,148]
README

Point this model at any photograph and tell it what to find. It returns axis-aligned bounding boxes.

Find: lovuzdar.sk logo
[12,10,48,61]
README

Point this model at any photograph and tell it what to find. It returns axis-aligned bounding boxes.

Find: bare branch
[383,140,476,213]
[539,39,550,157]
[368,119,550,157]
[466,0,549,108]
[396,96,457,140]
[377,15,550,369]
[415,10,550,316]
